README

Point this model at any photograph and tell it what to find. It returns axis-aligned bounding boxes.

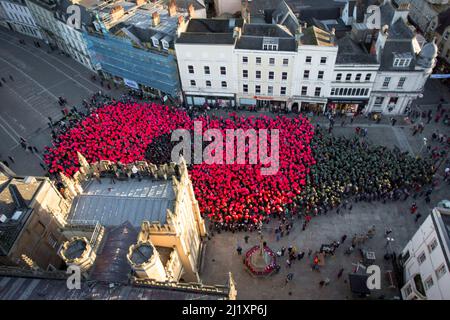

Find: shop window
[303,70,310,79]
[351,88,357,96]
[338,88,343,95]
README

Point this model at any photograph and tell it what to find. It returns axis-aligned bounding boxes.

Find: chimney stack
[188,3,195,18]
[177,16,186,37]
[233,26,241,39]
[136,0,146,6]
[168,0,177,17]
[152,12,160,26]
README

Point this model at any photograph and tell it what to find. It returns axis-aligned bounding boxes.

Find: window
[428,238,438,253]
[188,65,194,74]
[343,88,349,96]
[397,77,406,88]
[243,84,248,93]
[47,233,58,248]
[365,74,371,81]
[35,221,46,236]
[364,88,369,96]
[301,86,307,95]
[436,264,447,279]
[424,276,434,290]
[318,71,324,80]
[243,70,248,78]
[282,72,288,80]
[403,284,413,297]
[268,71,274,80]
[389,97,398,105]
[204,66,210,75]
[283,58,289,66]
[417,251,426,265]
[320,57,327,64]
[255,85,261,94]
[303,70,310,79]
[263,43,278,51]
[268,86,273,95]
[190,80,196,86]
[351,88,357,96]
[221,81,227,88]
[336,73,342,81]
[315,87,321,97]
[256,57,261,64]
[393,58,411,67]
[269,58,275,65]
[355,73,361,81]
[331,88,336,95]
[280,87,286,95]
[383,77,391,88]
[206,80,211,87]
[305,56,312,63]
[243,56,248,63]
[220,66,226,75]
[345,73,351,81]
[256,70,261,79]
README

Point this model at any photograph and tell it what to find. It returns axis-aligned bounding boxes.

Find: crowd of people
[43,97,438,227]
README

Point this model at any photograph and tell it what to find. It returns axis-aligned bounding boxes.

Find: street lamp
[385,237,395,260]
[419,137,427,154]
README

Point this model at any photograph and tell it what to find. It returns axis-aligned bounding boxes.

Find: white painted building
[0,0,42,38]
[175,18,240,107]
[25,0,95,70]
[292,26,338,113]
[400,206,450,300]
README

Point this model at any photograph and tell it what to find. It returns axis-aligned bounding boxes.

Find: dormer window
[262,37,278,51]
[393,57,412,67]
[161,40,169,50]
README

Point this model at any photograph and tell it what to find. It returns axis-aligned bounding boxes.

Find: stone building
[0,170,70,270]
[57,154,207,283]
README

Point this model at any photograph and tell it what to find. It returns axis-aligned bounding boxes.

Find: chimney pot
[168,0,177,17]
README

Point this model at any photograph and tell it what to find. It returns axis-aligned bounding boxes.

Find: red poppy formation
[44,103,316,224]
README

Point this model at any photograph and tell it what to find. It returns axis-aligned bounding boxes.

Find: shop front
[254,96,288,112]
[327,98,369,115]
[185,92,236,108]
[292,96,328,114]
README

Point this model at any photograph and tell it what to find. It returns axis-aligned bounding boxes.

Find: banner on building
[124,78,139,90]
[430,74,450,79]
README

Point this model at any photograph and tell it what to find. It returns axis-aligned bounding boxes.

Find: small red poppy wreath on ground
[44,103,316,224]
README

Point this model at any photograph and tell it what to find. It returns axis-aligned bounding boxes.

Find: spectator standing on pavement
[415,213,422,223]
[236,245,242,255]
[9,75,13,81]
[391,117,397,126]
[337,268,344,279]
[8,156,15,163]
[410,203,418,214]
[244,235,249,244]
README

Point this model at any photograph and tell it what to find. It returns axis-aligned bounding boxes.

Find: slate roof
[380,40,416,71]
[68,178,175,227]
[235,23,297,51]
[0,177,43,256]
[0,275,230,300]
[300,26,335,46]
[336,35,378,64]
[177,18,244,45]
[388,18,415,40]
[271,0,300,35]
[436,8,450,35]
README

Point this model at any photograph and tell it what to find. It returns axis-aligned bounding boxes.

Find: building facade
[0,171,70,270]
[432,8,450,64]
[0,0,42,38]
[400,207,450,300]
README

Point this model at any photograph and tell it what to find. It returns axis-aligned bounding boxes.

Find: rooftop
[176,18,244,45]
[0,176,44,255]
[300,26,335,46]
[336,35,378,64]
[235,23,297,51]
[68,178,175,227]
